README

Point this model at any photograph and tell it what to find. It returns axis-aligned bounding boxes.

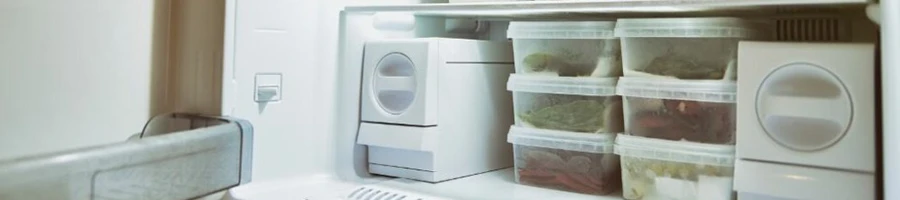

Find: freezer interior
[0,1,891,200]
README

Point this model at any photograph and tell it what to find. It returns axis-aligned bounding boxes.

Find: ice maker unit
[356,38,515,182]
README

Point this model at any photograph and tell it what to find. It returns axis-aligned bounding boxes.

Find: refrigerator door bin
[0,113,254,200]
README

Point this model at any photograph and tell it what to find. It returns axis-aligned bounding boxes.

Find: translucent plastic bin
[614,134,736,200]
[508,126,621,195]
[616,77,737,144]
[508,75,623,133]
[508,21,621,77]
[614,17,769,80]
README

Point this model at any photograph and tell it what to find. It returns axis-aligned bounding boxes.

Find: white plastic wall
[227,0,334,181]
[0,0,164,160]
[226,0,426,181]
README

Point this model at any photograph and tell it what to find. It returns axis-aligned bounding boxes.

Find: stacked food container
[614,78,738,199]
[612,17,767,199]
[504,21,625,195]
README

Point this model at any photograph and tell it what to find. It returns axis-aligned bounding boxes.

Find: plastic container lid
[614,17,769,38]
[507,126,615,154]
[614,134,735,166]
[615,77,736,103]
[508,74,618,96]
[508,21,617,39]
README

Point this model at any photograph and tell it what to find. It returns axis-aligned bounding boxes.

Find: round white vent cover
[756,62,852,151]
[372,53,418,115]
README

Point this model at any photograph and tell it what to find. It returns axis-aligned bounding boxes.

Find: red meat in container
[514,145,621,195]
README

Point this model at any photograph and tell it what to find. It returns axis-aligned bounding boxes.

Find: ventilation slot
[775,7,842,15]
[346,186,441,200]
[775,18,849,42]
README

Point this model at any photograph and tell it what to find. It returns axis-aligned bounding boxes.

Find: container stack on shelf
[504,21,625,195]
[503,18,769,199]
[611,17,768,200]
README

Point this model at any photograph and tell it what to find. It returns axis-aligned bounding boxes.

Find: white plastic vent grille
[774,17,849,42]
[346,185,446,200]
[775,7,842,15]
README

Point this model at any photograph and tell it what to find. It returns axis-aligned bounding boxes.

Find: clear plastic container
[614,134,736,200]
[616,77,737,144]
[508,21,621,77]
[508,74,623,133]
[508,126,621,195]
[614,17,769,80]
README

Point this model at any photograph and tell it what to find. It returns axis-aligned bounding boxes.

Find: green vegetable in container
[522,53,595,77]
[643,53,724,79]
[519,100,607,133]
[523,53,566,73]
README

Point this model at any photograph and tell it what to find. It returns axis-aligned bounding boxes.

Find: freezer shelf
[344,0,868,18]
[224,168,622,200]
[364,168,623,200]
[225,168,622,200]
